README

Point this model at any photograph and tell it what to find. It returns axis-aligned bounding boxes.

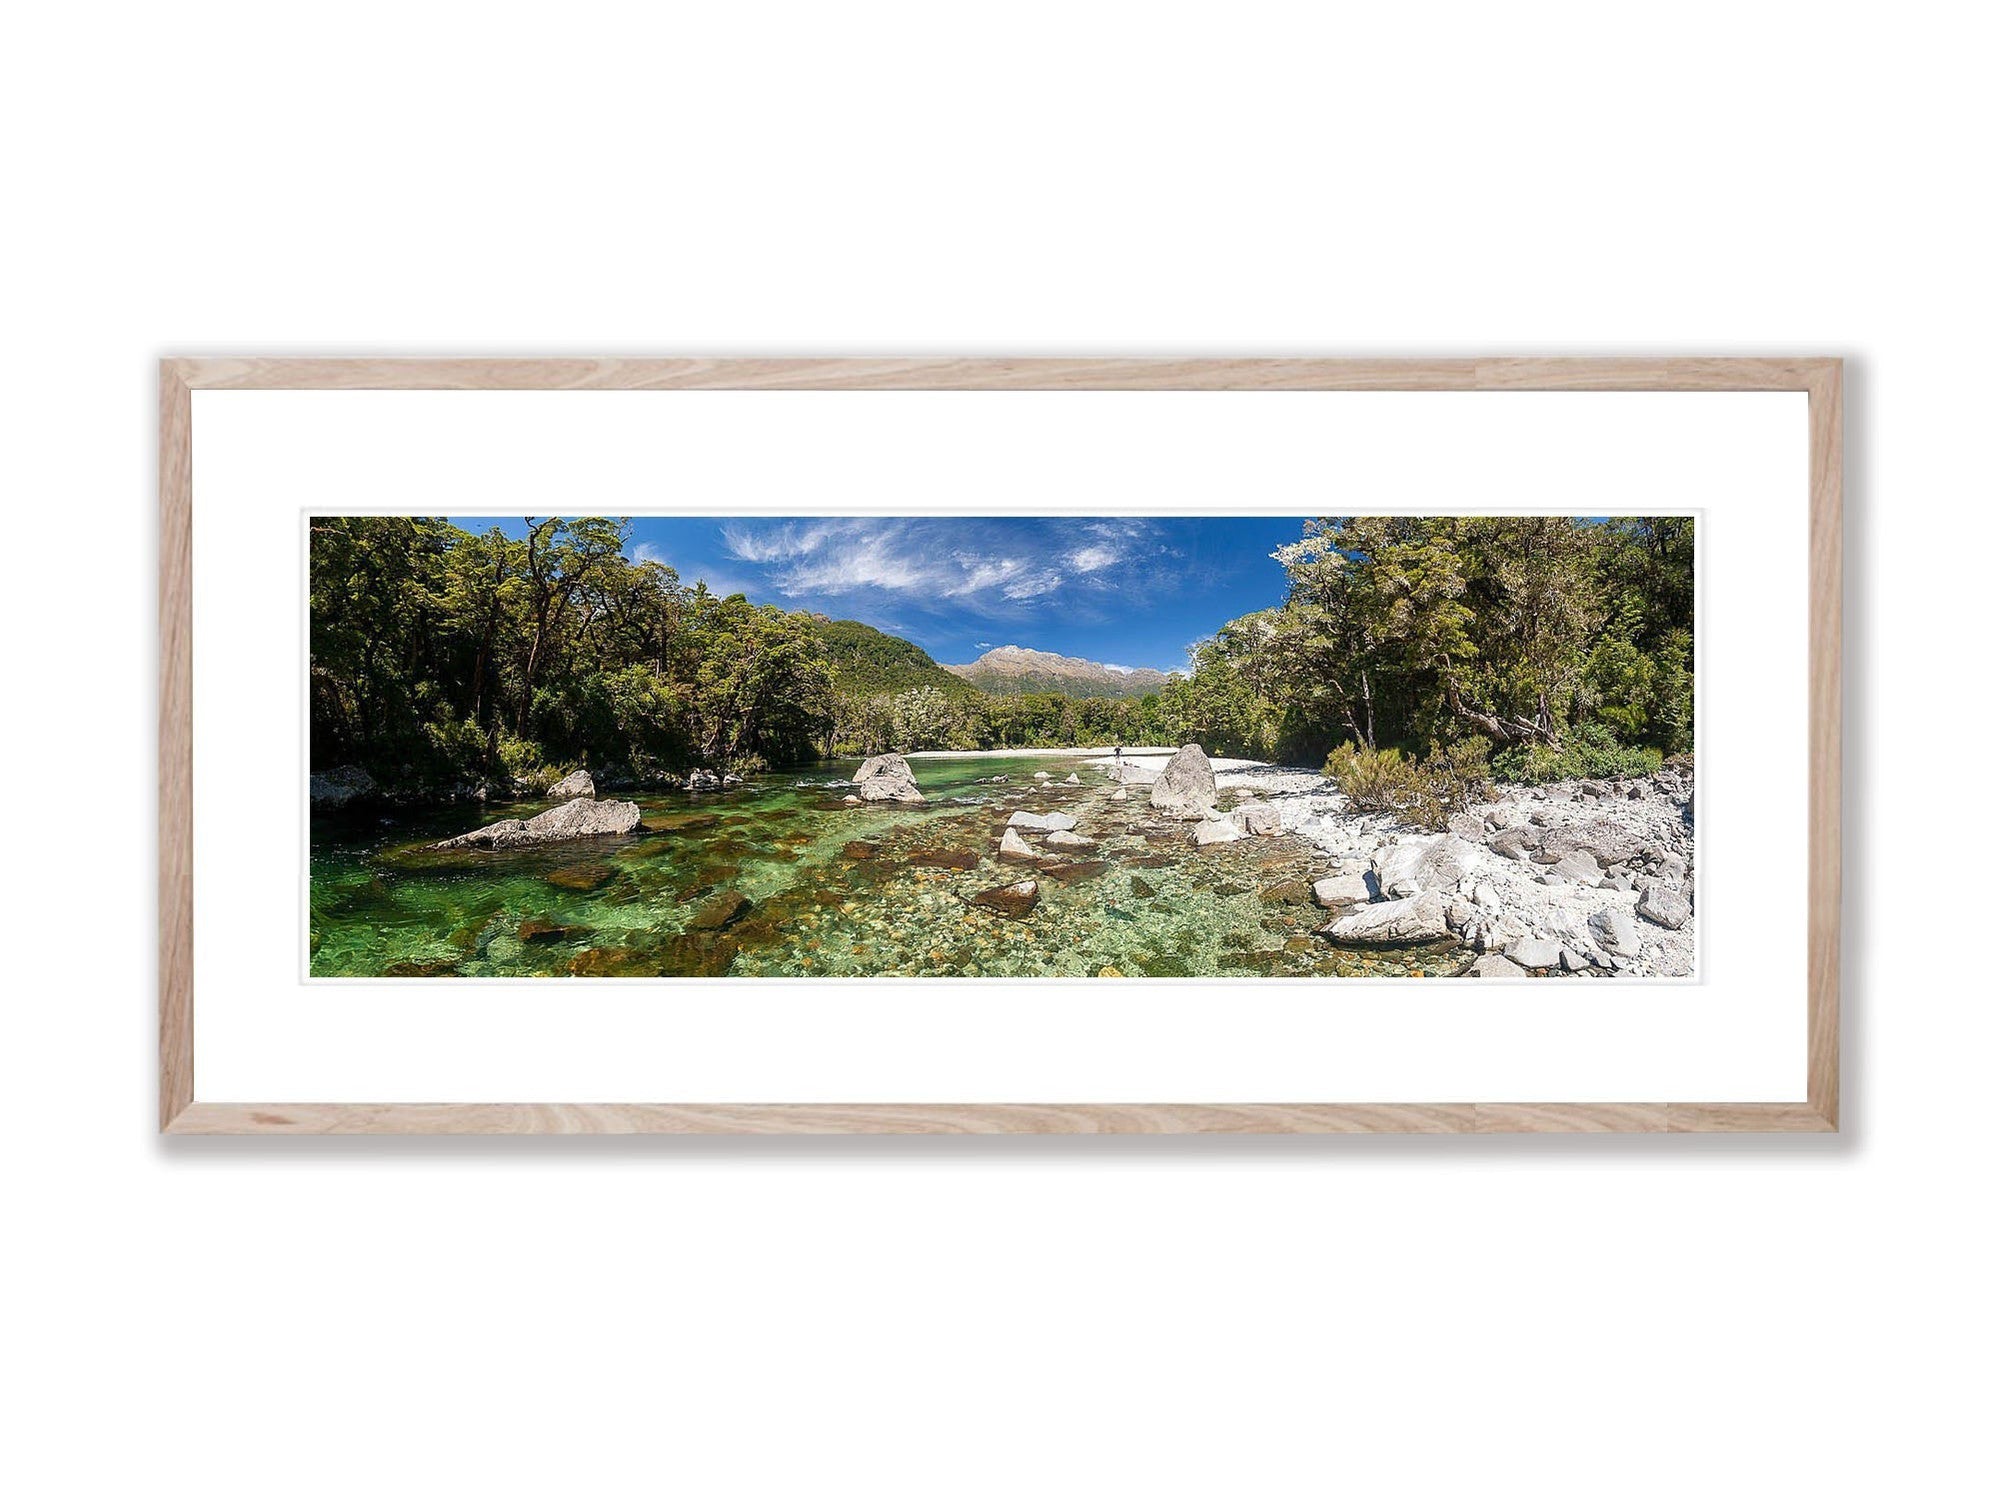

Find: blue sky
[449,515,1311,672]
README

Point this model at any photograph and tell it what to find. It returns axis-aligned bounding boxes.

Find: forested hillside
[811,618,981,701]
[308,514,1691,796]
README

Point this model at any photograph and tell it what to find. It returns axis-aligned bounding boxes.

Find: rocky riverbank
[1076,744,1697,976]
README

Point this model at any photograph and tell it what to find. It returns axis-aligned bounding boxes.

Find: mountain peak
[943,645,1177,699]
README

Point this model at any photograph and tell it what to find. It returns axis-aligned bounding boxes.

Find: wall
[3,4,1985,1495]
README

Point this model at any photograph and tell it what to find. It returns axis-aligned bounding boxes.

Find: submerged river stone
[970,879,1040,918]
[1038,860,1110,884]
[685,889,752,931]
[547,863,614,892]
[908,847,980,871]
[517,915,581,944]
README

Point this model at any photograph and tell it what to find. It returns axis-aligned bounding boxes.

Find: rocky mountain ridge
[943,644,1176,698]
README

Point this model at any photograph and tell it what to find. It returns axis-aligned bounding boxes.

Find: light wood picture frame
[159,357,1841,1135]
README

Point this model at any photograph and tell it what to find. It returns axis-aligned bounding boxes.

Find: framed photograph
[159,357,1840,1134]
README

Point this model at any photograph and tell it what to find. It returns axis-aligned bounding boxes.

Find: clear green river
[309,754,1441,979]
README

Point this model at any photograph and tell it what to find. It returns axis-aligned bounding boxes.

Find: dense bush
[1489,720,1662,784]
[1323,737,1492,831]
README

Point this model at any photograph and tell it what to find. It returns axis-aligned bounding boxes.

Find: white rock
[1311,872,1373,907]
[548,768,596,800]
[1507,937,1563,969]
[1550,850,1602,883]
[1149,743,1218,820]
[1193,818,1245,847]
[1232,800,1283,836]
[1589,907,1642,956]
[1637,886,1692,929]
[1321,891,1449,944]
[431,796,641,850]
[997,827,1041,862]
[852,753,925,804]
[1373,836,1481,897]
[1044,829,1097,849]
[1467,953,1528,978]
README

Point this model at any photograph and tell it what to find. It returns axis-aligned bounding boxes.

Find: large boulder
[1373,836,1481,897]
[1008,810,1078,833]
[548,768,596,800]
[1487,826,1539,862]
[309,765,376,810]
[1149,744,1218,820]
[852,753,925,804]
[1320,891,1449,945]
[431,796,641,850]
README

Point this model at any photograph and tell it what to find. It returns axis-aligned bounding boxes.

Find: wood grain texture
[168,1102,1480,1135]
[158,356,1842,1135]
[159,362,194,1130]
[1473,1104,1669,1133]
[1806,361,1843,1128]
[170,355,1841,394]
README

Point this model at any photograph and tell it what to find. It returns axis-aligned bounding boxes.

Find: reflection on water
[309,755,1444,979]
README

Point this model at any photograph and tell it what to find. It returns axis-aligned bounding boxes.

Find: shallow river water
[309,754,1446,979]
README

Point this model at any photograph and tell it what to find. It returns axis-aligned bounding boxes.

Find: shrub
[419,710,488,783]
[1421,736,1493,823]
[1489,720,1662,785]
[496,734,556,791]
[1323,737,1492,831]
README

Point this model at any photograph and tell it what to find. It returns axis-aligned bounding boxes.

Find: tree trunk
[1443,677,1560,748]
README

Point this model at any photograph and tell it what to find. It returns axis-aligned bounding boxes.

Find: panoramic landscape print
[309,515,1696,980]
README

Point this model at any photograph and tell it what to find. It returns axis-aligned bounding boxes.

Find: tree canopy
[309,514,1691,792]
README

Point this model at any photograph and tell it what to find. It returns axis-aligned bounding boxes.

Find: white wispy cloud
[719,519,839,564]
[631,541,667,566]
[713,517,1177,620]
